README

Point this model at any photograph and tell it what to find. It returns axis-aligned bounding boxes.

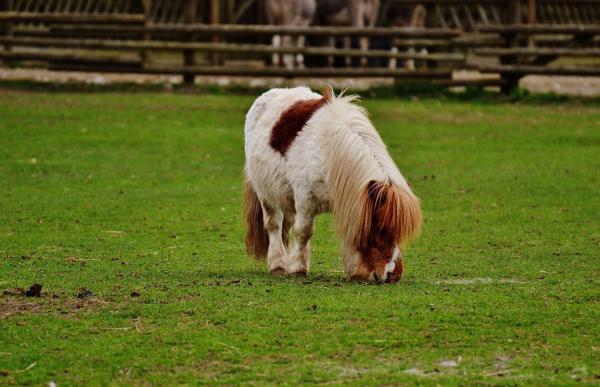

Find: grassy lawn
[0,88,599,385]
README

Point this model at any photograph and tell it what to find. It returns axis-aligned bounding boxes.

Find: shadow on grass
[193,268,415,287]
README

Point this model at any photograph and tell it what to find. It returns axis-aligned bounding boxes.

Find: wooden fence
[1,0,599,93]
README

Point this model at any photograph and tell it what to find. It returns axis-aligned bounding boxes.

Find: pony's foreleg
[261,202,287,275]
[344,36,352,67]
[287,212,314,276]
[405,46,416,71]
[359,36,369,67]
[295,35,306,69]
[282,35,295,69]
[282,212,294,249]
[418,47,428,69]
[327,36,335,67]
[388,46,398,69]
[272,34,282,67]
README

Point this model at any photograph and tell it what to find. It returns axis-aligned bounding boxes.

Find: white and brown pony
[243,87,421,282]
[265,0,316,69]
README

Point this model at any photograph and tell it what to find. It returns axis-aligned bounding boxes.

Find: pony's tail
[243,177,269,260]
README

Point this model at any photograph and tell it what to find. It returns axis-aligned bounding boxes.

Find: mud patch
[0,299,43,318]
[1,291,113,318]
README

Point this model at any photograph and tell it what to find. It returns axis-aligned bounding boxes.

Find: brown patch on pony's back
[243,177,269,260]
[270,97,327,155]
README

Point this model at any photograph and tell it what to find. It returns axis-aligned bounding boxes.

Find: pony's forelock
[354,180,422,252]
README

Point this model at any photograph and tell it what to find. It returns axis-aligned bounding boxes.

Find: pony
[386,3,427,70]
[316,0,380,67]
[243,86,422,282]
[265,0,317,69]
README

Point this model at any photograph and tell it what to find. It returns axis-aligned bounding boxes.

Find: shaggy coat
[244,87,421,282]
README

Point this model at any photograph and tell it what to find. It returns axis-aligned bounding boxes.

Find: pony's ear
[322,85,334,102]
[355,180,422,251]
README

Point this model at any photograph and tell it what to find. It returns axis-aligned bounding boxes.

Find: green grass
[0,89,599,385]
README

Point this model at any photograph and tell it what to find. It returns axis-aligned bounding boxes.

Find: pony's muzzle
[384,258,404,283]
[380,247,404,283]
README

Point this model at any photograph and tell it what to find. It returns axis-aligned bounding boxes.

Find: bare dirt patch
[1,290,113,318]
[0,299,43,318]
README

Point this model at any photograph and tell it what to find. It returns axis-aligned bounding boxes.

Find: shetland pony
[265,0,317,69]
[243,87,421,282]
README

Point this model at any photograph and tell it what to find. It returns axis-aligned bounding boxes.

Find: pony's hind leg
[282,212,294,249]
[261,201,288,275]
[286,200,316,276]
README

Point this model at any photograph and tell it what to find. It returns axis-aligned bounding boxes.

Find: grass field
[0,88,599,385]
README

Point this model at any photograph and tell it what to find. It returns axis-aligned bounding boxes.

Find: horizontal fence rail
[4,23,461,38]
[477,65,600,76]
[40,65,454,79]
[473,22,600,92]
[0,12,145,24]
[474,47,600,57]
[0,36,467,61]
[479,24,600,34]
[123,23,462,37]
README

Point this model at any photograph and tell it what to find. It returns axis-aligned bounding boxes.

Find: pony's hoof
[290,270,307,277]
[269,267,286,276]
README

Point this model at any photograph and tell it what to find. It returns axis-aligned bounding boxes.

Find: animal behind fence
[243,86,421,282]
[265,0,316,68]
[316,0,380,67]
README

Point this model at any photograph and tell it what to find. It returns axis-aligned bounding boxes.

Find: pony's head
[344,180,421,283]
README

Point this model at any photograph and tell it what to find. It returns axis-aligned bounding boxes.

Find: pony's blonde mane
[324,87,422,250]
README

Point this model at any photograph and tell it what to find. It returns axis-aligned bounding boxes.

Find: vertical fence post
[256,0,264,25]
[210,0,221,66]
[1,0,14,65]
[500,0,522,94]
[140,0,152,68]
[183,0,197,85]
[527,0,536,47]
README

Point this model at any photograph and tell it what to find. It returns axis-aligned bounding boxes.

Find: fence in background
[1,0,599,93]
